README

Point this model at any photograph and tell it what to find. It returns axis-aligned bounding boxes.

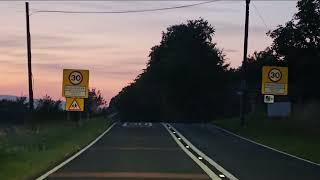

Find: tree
[111,18,230,122]
[84,88,106,118]
[268,0,320,101]
[245,48,285,91]
[0,97,28,124]
[36,95,62,113]
[35,95,63,120]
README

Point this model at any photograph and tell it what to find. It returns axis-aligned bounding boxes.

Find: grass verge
[0,117,112,180]
[214,116,320,164]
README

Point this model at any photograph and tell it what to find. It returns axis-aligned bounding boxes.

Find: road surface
[45,123,215,180]
[172,123,320,180]
[41,122,320,180]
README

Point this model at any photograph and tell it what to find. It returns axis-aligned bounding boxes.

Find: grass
[214,115,320,164]
[0,117,111,180]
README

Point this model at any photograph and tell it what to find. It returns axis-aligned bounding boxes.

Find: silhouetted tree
[35,95,63,121]
[268,0,320,101]
[36,95,62,113]
[245,48,285,91]
[111,18,230,122]
[84,88,106,118]
[0,97,28,124]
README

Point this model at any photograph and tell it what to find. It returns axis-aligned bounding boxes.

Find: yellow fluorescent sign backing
[62,69,89,98]
[262,66,288,95]
[65,98,84,112]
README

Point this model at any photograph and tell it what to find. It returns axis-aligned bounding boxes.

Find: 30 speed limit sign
[262,66,288,95]
[69,71,83,85]
[62,69,89,98]
[268,68,282,82]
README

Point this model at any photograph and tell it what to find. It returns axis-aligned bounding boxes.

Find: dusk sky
[0,1,297,104]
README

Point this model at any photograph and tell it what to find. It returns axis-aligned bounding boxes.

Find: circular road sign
[268,68,282,82]
[69,71,83,85]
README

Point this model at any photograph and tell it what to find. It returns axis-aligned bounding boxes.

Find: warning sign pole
[67,111,70,121]
[62,69,89,124]
[65,97,85,124]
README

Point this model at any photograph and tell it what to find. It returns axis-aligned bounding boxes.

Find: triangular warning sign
[68,99,81,111]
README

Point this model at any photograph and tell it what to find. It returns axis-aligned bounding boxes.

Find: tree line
[0,88,106,124]
[109,0,320,122]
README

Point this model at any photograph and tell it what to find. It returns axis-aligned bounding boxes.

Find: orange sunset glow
[0,1,297,103]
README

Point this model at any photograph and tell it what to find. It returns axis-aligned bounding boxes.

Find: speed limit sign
[62,69,89,98]
[262,66,288,95]
[268,68,282,82]
[69,71,83,85]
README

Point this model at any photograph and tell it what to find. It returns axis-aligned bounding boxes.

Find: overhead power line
[31,0,220,15]
[252,2,269,29]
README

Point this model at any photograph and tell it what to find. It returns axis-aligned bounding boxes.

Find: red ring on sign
[268,68,282,82]
[69,71,83,85]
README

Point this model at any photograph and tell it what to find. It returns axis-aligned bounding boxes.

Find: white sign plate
[264,95,275,104]
[264,83,286,95]
[64,85,86,97]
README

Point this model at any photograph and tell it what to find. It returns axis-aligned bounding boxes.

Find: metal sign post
[262,66,288,96]
[62,69,89,122]
[62,69,89,98]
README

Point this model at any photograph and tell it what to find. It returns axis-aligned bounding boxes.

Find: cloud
[0,37,25,48]
[0,59,25,68]
[0,34,73,49]
[30,60,143,74]
[0,49,25,58]
[32,1,240,13]
[119,59,147,66]
[224,49,238,53]
[95,70,139,77]
[214,22,268,35]
[33,34,74,43]
[0,34,125,62]
[32,44,115,51]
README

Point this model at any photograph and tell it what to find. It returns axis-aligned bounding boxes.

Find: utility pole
[25,2,34,111]
[240,0,250,126]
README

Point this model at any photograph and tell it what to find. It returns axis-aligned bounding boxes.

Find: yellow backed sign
[262,66,288,95]
[66,98,84,111]
[62,69,89,98]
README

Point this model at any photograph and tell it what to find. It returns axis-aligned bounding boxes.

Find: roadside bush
[34,95,64,122]
[0,97,28,124]
[291,101,320,134]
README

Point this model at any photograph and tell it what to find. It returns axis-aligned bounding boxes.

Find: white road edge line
[36,122,117,180]
[211,124,320,166]
[162,123,221,180]
[168,124,238,180]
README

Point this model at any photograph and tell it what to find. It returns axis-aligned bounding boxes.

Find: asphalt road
[46,123,211,180]
[172,123,320,180]
[43,122,320,180]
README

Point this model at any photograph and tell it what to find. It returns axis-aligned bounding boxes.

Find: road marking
[36,122,116,180]
[211,124,320,166]
[168,124,238,180]
[49,172,209,179]
[162,123,221,180]
[90,146,180,151]
[122,122,153,128]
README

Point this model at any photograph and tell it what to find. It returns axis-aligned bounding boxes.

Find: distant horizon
[0,1,297,103]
